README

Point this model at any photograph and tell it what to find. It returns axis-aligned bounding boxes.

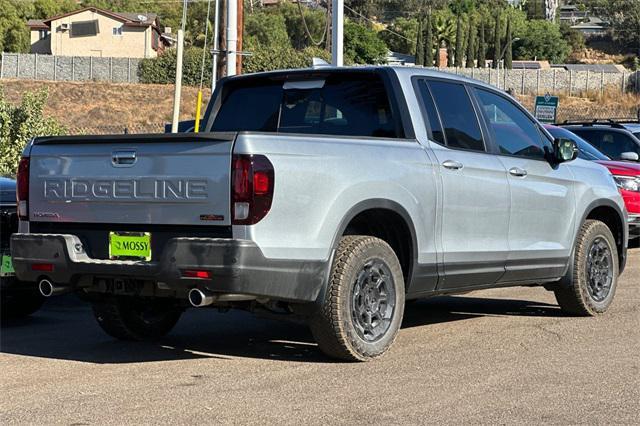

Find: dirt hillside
[1,79,212,133]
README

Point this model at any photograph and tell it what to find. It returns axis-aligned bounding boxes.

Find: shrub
[244,44,331,74]
[138,47,212,86]
[0,88,66,177]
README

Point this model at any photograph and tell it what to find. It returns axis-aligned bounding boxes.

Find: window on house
[70,20,99,37]
[38,30,49,40]
[113,26,123,36]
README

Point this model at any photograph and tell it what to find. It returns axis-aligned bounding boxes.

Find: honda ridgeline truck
[11,67,628,361]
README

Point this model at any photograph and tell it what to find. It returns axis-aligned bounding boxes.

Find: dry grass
[0,79,638,132]
[1,79,211,132]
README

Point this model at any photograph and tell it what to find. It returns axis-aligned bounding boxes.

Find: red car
[545,125,640,241]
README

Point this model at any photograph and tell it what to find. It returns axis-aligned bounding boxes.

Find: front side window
[475,88,551,160]
[416,80,444,145]
[211,74,400,138]
[573,130,640,160]
[427,80,484,152]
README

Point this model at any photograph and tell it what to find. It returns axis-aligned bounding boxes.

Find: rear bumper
[10,234,328,303]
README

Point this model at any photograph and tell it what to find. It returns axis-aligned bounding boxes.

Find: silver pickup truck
[12,67,628,361]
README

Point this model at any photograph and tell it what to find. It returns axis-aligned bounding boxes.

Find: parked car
[545,125,640,242]
[11,67,628,361]
[561,121,640,162]
[0,177,44,318]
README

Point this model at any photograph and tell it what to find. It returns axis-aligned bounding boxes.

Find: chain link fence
[63,103,639,136]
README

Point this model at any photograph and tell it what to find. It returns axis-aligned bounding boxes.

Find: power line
[343,4,415,43]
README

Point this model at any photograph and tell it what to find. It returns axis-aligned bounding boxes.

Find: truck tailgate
[28,133,235,226]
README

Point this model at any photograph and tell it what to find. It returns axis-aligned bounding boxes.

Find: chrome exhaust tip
[188,288,215,308]
[38,279,69,297]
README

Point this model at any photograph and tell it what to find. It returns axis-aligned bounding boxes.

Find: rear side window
[211,74,400,138]
[573,129,640,160]
[427,80,484,152]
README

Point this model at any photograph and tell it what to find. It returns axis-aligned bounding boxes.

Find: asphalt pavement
[1,249,639,425]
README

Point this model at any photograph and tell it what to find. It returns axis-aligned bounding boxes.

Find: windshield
[548,127,610,161]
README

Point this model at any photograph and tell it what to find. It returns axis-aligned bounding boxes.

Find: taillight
[231,154,274,225]
[17,157,30,220]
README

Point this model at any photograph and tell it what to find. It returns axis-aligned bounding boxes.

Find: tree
[0,89,66,177]
[378,18,419,55]
[415,18,424,66]
[477,20,486,68]
[559,23,585,55]
[514,19,570,63]
[454,13,464,67]
[492,11,501,69]
[504,17,512,69]
[465,17,475,68]
[424,13,434,67]
[344,20,388,64]
[244,11,290,48]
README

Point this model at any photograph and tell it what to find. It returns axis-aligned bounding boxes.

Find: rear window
[211,73,401,138]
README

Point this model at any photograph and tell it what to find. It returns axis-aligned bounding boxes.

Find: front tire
[554,220,619,316]
[309,236,405,361]
[92,296,182,341]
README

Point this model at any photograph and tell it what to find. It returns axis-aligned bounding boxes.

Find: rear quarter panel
[232,133,437,264]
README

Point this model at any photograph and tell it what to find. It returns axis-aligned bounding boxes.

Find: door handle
[509,167,528,177]
[442,160,464,170]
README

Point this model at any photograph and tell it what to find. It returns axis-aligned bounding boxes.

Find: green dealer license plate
[109,232,151,261]
[1,254,15,277]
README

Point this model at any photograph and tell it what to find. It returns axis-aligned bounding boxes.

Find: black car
[562,122,640,162]
[1,176,44,318]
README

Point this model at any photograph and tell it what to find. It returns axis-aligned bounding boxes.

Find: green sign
[1,255,15,276]
[534,93,559,124]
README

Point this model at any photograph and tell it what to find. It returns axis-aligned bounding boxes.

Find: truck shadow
[0,294,562,365]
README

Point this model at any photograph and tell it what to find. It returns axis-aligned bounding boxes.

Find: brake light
[182,270,212,279]
[231,154,274,225]
[17,157,29,220]
[32,263,54,272]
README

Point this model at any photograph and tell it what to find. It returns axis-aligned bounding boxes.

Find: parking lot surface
[1,249,639,425]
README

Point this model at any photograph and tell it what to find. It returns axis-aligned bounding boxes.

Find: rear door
[416,79,510,289]
[473,88,576,281]
[28,133,235,226]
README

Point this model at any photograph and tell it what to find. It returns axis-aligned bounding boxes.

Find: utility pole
[211,0,221,92]
[227,0,238,77]
[171,0,188,133]
[236,0,244,75]
[331,0,343,67]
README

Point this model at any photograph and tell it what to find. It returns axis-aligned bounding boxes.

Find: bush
[0,88,66,177]
[244,44,331,74]
[344,20,388,64]
[138,47,212,86]
[514,20,571,64]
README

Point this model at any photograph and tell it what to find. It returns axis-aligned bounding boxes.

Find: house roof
[39,7,158,27]
[27,19,48,29]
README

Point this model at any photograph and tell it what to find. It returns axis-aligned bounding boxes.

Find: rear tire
[0,287,45,319]
[554,220,619,316]
[309,236,405,361]
[92,296,182,341]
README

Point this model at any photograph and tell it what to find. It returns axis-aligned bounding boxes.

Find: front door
[417,79,510,290]
[473,88,576,282]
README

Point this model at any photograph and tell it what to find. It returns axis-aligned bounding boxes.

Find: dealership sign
[534,93,559,124]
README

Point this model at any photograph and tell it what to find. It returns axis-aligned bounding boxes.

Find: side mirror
[553,138,579,163]
[620,152,640,162]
